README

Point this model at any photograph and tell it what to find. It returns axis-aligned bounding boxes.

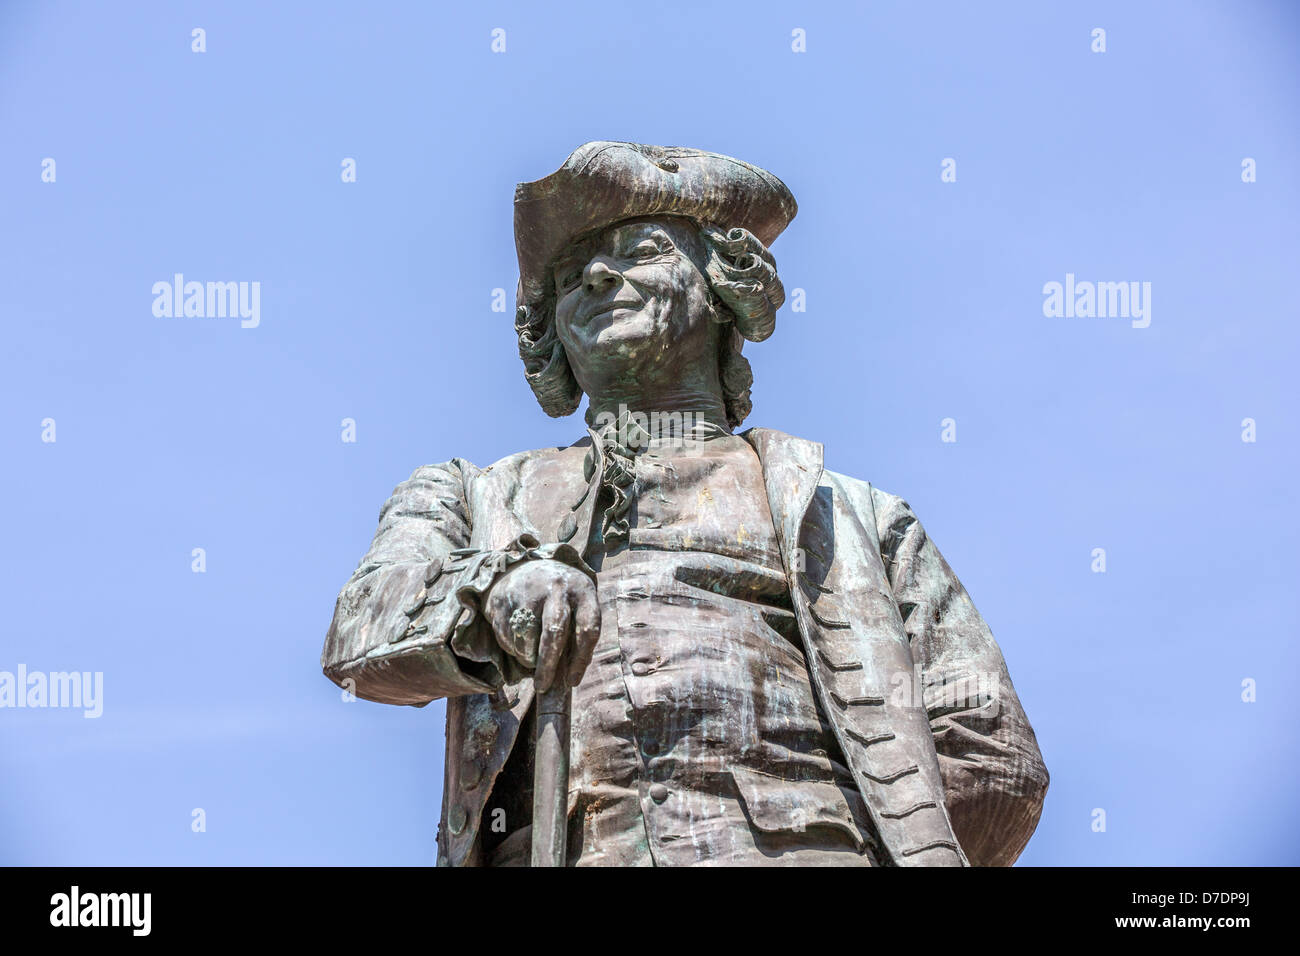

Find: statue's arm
[871,488,1049,866]
[321,460,578,706]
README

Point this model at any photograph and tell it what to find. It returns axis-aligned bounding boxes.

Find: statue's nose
[583,259,621,293]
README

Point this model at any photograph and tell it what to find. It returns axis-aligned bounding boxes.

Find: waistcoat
[484,432,877,866]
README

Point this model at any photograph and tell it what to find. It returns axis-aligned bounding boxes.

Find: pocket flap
[731,765,865,849]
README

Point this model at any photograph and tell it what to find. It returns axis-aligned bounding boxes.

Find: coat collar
[739,427,825,567]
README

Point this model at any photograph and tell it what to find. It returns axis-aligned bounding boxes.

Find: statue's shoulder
[402,438,590,487]
[738,425,822,472]
[818,463,912,525]
[739,425,913,527]
[477,438,591,480]
[739,425,862,490]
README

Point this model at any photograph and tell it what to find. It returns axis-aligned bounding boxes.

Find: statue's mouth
[583,298,643,324]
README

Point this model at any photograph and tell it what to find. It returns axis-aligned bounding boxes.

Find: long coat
[321,427,1049,867]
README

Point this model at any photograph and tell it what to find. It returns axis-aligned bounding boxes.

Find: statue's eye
[628,239,664,259]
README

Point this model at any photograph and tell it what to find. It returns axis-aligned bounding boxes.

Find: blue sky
[1,0,1297,865]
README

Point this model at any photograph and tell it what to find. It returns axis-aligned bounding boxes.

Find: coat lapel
[742,427,969,866]
[738,426,825,566]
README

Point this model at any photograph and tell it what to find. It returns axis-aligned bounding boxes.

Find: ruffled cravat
[576,410,731,550]
[593,414,646,547]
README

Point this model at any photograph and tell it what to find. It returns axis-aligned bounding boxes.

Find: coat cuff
[406,534,594,689]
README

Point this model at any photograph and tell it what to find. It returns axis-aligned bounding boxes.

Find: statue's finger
[566,594,601,688]
[535,589,570,693]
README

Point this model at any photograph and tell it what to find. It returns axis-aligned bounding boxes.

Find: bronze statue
[321,142,1048,866]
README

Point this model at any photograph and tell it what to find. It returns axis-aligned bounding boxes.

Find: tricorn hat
[513,142,797,308]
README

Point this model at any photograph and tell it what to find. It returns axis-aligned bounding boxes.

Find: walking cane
[531,677,572,867]
[511,607,571,867]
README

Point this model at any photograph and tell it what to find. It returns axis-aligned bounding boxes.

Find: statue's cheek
[554,309,581,348]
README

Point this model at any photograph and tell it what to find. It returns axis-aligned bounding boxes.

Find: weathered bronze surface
[321,142,1049,866]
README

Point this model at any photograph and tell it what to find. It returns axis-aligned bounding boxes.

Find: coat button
[630,661,654,676]
[461,759,483,790]
[649,784,669,803]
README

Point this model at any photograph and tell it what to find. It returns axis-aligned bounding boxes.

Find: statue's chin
[585,312,668,357]
[566,305,711,384]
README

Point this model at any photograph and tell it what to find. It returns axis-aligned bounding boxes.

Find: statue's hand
[484,559,600,692]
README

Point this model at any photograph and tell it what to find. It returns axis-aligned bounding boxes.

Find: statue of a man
[321,142,1048,867]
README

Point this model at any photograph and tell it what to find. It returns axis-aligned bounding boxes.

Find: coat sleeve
[320,459,590,707]
[871,488,1049,866]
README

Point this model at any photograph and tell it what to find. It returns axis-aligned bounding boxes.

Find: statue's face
[552,216,717,391]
